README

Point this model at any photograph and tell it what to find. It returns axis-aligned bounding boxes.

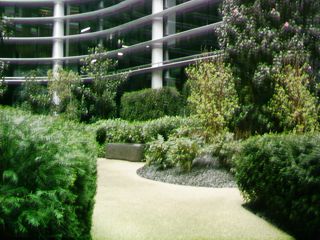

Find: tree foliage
[81,45,127,121]
[16,70,51,114]
[218,0,320,134]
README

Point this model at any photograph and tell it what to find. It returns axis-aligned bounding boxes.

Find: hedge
[120,87,183,121]
[0,107,97,240]
[235,133,320,239]
[93,116,195,145]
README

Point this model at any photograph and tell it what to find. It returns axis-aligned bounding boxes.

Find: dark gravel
[137,165,237,188]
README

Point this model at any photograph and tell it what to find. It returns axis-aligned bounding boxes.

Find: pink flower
[233,9,239,15]
[284,22,289,28]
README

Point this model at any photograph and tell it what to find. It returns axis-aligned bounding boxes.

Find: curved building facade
[0,0,222,88]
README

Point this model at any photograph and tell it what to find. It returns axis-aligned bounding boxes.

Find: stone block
[106,143,144,162]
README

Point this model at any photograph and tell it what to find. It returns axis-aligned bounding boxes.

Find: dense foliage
[0,18,9,97]
[145,136,200,172]
[186,60,239,141]
[218,0,320,134]
[120,87,183,121]
[268,64,319,132]
[0,107,97,239]
[17,71,51,114]
[81,45,127,121]
[235,133,320,239]
[93,116,194,145]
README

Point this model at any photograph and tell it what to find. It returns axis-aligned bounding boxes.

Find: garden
[0,0,320,239]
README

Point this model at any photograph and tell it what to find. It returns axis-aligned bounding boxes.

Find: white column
[164,0,176,86]
[52,0,64,74]
[99,1,104,45]
[152,0,164,89]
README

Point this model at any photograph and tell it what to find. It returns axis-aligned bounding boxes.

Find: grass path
[91,159,293,240]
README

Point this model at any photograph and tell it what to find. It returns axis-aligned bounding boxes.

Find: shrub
[167,137,200,172]
[0,107,97,240]
[218,0,320,134]
[146,136,201,171]
[120,87,183,121]
[203,132,242,169]
[235,133,320,239]
[186,61,239,142]
[17,71,51,114]
[141,116,195,142]
[145,136,173,170]
[268,65,319,133]
[93,116,193,145]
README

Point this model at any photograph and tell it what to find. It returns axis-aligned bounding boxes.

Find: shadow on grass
[243,201,319,240]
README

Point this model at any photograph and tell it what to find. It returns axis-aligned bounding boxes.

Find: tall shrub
[268,65,319,132]
[218,0,320,134]
[186,60,239,141]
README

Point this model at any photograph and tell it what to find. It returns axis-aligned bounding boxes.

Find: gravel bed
[137,165,237,188]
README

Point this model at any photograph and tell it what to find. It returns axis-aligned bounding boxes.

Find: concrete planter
[106,143,145,162]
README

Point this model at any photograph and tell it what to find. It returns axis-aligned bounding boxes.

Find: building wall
[0,0,222,88]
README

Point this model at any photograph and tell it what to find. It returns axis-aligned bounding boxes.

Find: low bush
[145,136,201,172]
[145,136,172,170]
[93,116,193,146]
[235,133,320,239]
[204,133,242,169]
[0,107,97,240]
[167,137,200,172]
[120,87,183,121]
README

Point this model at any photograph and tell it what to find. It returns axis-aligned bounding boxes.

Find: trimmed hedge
[120,87,183,121]
[0,107,97,240]
[235,133,320,239]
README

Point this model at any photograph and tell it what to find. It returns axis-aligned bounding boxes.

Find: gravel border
[137,165,237,188]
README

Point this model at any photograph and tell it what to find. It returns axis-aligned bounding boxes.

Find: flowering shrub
[218,0,320,134]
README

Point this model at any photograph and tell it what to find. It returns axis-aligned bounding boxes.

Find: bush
[167,137,200,172]
[120,87,183,121]
[93,116,193,145]
[17,71,51,115]
[203,132,242,169]
[145,136,172,170]
[268,65,319,133]
[235,133,320,239]
[0,107,97,240]
[145,136,201,171]
[186,61,239,142]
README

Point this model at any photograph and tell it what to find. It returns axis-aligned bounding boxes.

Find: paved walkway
[91,159,293,240]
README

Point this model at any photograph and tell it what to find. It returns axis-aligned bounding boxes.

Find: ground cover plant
[235,133,320,239]
[0,107,97,240]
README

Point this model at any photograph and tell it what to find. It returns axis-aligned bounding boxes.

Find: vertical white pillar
[52,0,64,74]
[164,0,176,86]
[99,1,104,45]
[65,4,70,59]
[52,0,64,106]
[152,0,163,89]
